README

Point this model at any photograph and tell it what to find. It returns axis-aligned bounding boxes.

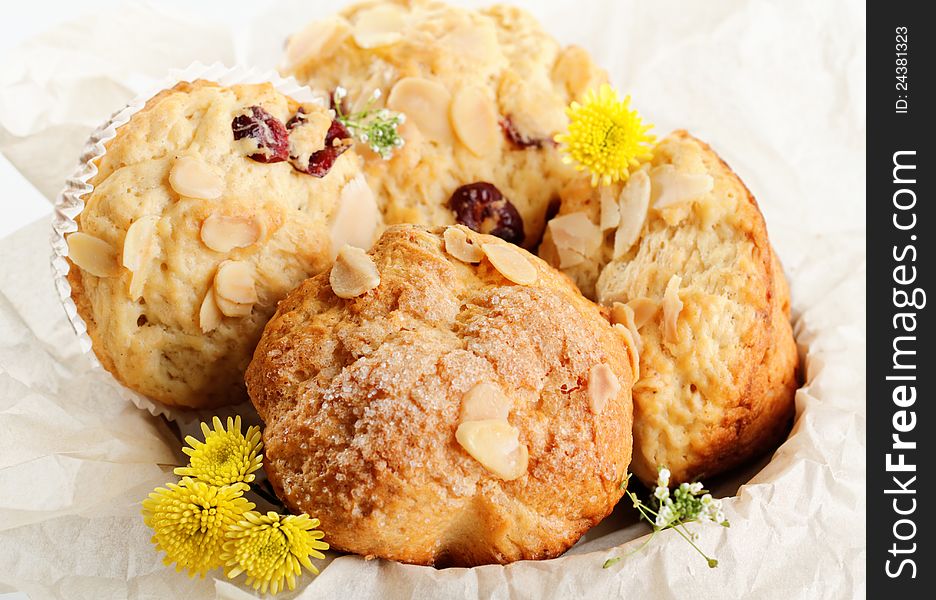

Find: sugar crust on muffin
[246,225,635,566]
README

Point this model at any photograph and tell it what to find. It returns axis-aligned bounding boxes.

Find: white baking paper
[0,0,866,598]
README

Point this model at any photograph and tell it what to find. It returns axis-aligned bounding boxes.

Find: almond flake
[587,363,621,414]
[556,245,586,269]
[554,46,601,98]
[662,275,684,344]
[441,23,500,64]
[284,17,348,69]
[387,77,454,145]
[330,245,380,298]
[599,186,621,231]
[455,419,528,480]
[352,4,407,49]
[548,212,602,258]
[460,382,511,423]
[214,260,258,305]
[122,215,159,299]
[199,287,223,332]
[330,175,380,258]
[67,232,120,278]
[122,216,158,272]
[200,214,261,253]
[614,169,651,259]
[613,323,640,380]
[214,293,252,318]
[450,85,500,156]
[651,164,714,210]
[481,243,537,285]
[169,156,224,200]
[443,226,484,263]
[610,301,642,352]
[628,297,659,329]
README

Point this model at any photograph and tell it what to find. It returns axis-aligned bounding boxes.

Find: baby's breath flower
[656,466,671,489]
[555,84,655,186]
[333,88,405,159]
[222,511,329,595]
[175,416,263,486]
[603,466,728,570]
[654,505,675,528]
[142,478,254,577]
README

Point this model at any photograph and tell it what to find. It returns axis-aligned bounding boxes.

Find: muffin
[540,131,798,485]
[282,0,607,248]
[246,225,635,566]
[65,80,380,409]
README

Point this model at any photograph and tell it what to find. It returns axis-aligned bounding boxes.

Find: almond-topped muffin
[540,131,799,485]
[66,80,380,409]
[246,225,635,566]
[282,0,607,248]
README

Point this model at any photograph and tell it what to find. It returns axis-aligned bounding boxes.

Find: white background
[2,0,310,238]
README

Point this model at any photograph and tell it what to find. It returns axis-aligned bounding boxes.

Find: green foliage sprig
[604,467,730,569]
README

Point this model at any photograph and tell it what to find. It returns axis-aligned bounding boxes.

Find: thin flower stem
[671,520,717,567]
[608,470,726,571]
[602,530,658,568]
[627,491,660,520]
[252,480,287,511]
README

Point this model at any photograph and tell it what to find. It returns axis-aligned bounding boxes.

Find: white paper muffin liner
[50,62,326,425]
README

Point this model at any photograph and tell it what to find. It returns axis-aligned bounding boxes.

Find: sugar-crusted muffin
[282,0,607,248]
[540,131,798,485]
[66,80,380,409]
[246,225,635,566]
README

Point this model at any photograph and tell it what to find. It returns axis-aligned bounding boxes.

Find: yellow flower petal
[174,416,263,486]
[141,478,254,578]
[221,511,330,594]
[557,84,655,187]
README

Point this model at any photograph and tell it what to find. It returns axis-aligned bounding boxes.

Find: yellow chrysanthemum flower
[221,511,329,595]
[175,416,263,486]
[142,478,254,577]
[555,84,655,186]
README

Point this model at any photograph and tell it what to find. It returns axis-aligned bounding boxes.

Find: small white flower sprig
[604,466,730,569]
[333,87,405,159]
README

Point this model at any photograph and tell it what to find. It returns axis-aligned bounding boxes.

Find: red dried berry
[290,119,352,178]
[500,116,554,150]
[285,106,306,130]
[448,182,525,246]
[232,106,289,163]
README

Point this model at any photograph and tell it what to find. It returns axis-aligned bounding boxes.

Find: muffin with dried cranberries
[65,80,380,408]
[282,0,607,248]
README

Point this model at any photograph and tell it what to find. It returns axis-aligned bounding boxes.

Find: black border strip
[867,0,933,593]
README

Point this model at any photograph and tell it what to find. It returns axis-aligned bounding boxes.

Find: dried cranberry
[500,116,554,150]
[232,106,289,163]
[448,182,525,245]
[285,106,306,130]
[290,119,352,178]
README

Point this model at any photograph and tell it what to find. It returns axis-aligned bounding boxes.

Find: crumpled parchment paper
[0,0,866,598]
